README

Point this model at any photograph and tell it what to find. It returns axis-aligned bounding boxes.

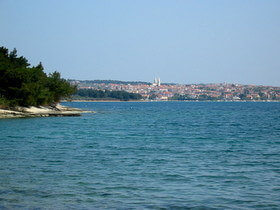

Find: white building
[153,77,161,86]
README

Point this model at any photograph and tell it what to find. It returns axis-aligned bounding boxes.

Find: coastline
[65,99,280,103]
[63,99,147,102]
[0,104,94,119]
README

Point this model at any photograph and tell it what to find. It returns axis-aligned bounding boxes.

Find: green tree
[0,46,76,107]
[46,71,76,103]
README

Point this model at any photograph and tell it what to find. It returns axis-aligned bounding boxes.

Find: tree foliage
[0,46,76,107]
[171,93,221,101]
[69,79,151,85]
[74,89,142,101]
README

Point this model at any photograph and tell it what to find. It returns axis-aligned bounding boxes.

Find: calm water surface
[0,102,280,209]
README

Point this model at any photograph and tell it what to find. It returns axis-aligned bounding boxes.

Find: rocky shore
[0,104,94,119]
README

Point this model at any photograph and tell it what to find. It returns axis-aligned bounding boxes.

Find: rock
[0,104,94,119]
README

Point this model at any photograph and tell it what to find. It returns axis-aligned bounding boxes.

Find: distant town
[69,78,280,101]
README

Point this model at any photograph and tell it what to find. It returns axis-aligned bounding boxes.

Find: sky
[1,0,280,86]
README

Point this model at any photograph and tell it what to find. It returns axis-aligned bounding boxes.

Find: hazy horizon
[1,0,280,86]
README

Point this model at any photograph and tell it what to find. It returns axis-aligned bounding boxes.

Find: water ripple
[0,102,280,209]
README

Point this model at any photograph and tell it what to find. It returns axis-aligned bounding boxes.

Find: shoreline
[64,99,280,103]
[0,104,94,119]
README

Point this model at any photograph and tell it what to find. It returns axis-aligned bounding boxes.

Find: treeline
[74,89,142,101]
[69,79,151,85]
[171,94,221,101]
[0,47,76,107]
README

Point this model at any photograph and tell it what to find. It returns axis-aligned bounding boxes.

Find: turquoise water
[0,102,280,209]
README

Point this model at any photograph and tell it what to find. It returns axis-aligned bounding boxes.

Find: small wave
[6,135,24,139]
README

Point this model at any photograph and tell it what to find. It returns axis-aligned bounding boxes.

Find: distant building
[153,77,161,87]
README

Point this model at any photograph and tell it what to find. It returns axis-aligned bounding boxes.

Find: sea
[0,101,279,209]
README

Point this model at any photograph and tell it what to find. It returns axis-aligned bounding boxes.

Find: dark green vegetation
[171,93,221,101]
[0,47,76,107]
[74,89,142,101]
[69,79,151,85]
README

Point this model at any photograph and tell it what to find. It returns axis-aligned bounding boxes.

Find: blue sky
[1,0,280,85]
